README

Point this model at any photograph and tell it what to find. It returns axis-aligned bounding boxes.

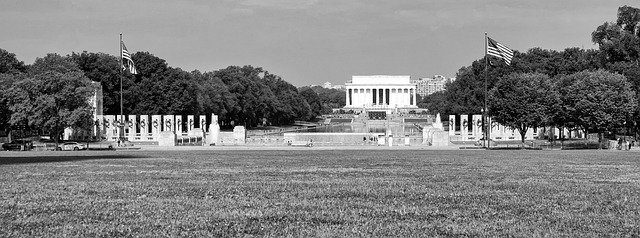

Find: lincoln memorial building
[344,75,418,111]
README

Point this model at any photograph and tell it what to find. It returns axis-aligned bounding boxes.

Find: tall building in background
[411,75,455,98]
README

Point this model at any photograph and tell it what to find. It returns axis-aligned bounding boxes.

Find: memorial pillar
[460,114,468,141]
[104,115,115,141]
[139,115,149,140]
[152,115,161,140]
[163,115,174,132]
[187,115,195,132]
[199,115,207,132]
[449,115,456,136]
[116,115,124,141]
[176,116,183,135]
[207,113,220,145]
[472,114,482,139]
[128,114,136,142]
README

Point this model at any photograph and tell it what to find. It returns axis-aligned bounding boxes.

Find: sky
[1,0,637,86]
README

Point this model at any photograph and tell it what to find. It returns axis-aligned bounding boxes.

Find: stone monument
[158,131,176,146]
[207,114,220,145]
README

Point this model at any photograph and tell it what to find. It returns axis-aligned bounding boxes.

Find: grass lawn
[1,149,639,236]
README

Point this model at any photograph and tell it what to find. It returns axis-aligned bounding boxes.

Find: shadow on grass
[0,154,150,165]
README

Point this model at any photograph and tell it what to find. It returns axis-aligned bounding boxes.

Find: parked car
[474,138,497,147]
[2,140,32,151]
[56,142,87,151]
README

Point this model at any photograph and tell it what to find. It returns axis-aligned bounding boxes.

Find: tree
[592,5,640,139]
[299,87,322,119]
[418,91,448,114]
[29,53,81,75]
[308,86,346,114]
[560,70,637,142]
[70,51,121,115]
[488,73,560,144]
[0,48,27,134]
[0,48,26,75]
[193,70,234,122]
[6,71,97,145]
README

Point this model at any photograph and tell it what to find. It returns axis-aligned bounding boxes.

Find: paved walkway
[135,144,461,151]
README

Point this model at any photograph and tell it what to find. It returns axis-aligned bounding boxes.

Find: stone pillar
[233,126,246,145]
[382,88,386,106]
[412,88,417,106]
[139,115,149,140]
[187,115,195,132]
[372,88,377,105]
[116,115,124,141]
[346,89,350,106]
[103,115,114,141]
[403,88,408,107]
[390,88,395,107]
[128,114,136,142]
[207,113,220,145]
[199,115,207,131]
[448,115,456,136]
[472,114,482,139]
[163,115,174,132]
[94,117,102,140]
[151,115,161,139]
[176,116,183,135]
[460,114,468,141]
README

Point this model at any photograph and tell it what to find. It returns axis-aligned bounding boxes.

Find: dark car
[2,140,33,151]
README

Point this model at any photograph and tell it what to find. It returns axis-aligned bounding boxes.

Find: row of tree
[419,5,640,141]
[0,49,346,141]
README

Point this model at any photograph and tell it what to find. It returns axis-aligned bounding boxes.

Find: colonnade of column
[345,87,417,107]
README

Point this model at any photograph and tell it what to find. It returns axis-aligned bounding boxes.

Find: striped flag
[486,37,514,65]
[121,41,137,74]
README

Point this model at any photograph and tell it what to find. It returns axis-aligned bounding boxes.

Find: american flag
[121,41,137,74]
[486,37,514,65]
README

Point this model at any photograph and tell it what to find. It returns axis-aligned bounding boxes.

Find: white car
[57,142,87,151]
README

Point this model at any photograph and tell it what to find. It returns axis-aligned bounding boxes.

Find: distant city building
[411,75,455,98]
[322,82,345,90]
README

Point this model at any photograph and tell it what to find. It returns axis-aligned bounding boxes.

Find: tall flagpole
[484,32,489,149]
[119,33,124,145]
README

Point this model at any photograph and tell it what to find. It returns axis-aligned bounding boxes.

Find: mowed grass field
[1,149,640,236]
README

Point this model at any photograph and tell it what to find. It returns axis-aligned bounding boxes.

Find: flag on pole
[121,41,137,74]
[486,37,514,65]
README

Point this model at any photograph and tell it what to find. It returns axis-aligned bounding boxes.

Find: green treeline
[419,5,640,140]
[0,50,345,140]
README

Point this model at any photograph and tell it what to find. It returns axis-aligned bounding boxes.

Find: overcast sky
[1,0,637,86]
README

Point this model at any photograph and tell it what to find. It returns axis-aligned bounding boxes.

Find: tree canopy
[489,73,560,143]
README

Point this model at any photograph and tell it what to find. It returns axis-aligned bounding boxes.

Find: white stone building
[344,75,418,110]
